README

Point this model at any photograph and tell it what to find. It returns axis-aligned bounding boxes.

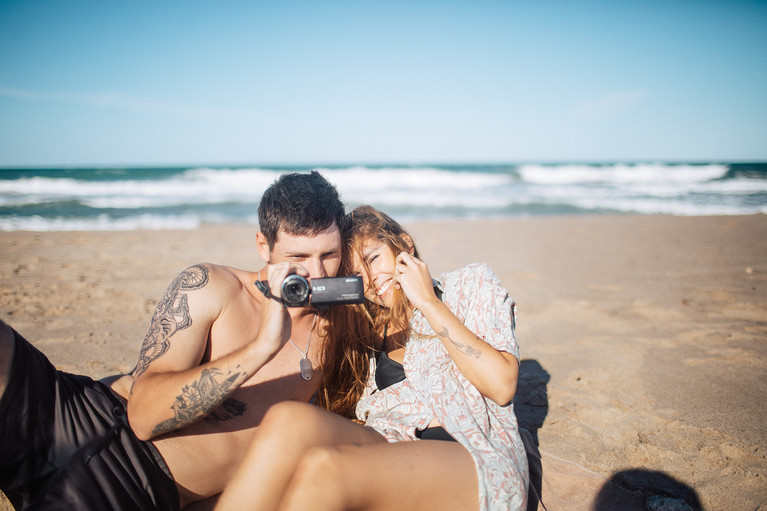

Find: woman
[216,205,528,511]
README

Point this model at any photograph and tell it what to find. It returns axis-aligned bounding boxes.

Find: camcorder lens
[281,275,310,306]
[270,274,362,308]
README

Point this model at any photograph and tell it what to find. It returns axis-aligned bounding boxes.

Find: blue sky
[1,0,765,167]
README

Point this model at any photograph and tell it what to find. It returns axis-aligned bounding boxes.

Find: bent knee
[261,401,313,428]
[290,446,346,496]
[257,401,322,442]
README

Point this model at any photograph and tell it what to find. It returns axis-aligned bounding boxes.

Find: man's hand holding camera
[253,265,364,367]
[254,262,308,360]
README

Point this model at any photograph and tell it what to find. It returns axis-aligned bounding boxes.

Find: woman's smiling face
[353,238,399,308]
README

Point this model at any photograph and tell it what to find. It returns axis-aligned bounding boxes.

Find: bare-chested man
[0,171,345,510]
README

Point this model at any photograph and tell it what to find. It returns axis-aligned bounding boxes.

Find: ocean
[1,163,766,231]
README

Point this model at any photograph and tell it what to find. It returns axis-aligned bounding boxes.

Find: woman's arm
[394,254,519,405]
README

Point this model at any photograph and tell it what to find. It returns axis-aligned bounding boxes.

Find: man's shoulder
[170,263,257,297]
[182,262,258,289]
[160,263,261,326]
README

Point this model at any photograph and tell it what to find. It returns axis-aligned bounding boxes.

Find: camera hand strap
[255,280,284,304]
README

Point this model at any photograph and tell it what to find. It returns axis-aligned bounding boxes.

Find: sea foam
[1,163,765,231]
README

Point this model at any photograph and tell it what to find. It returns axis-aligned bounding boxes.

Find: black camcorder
[255,275,364,308]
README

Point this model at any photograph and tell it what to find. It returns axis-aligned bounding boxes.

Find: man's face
[265,222,343,279]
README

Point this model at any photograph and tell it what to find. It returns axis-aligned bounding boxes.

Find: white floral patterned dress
[356,263,529,510]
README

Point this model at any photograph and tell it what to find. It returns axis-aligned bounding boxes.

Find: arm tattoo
[436,326,482,359]
[152,367,244,436]
[133,264,209,377]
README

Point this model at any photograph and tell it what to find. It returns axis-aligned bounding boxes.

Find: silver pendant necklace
[288,314,317,380]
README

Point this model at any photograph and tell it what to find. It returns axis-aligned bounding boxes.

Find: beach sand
[1,214,765,510]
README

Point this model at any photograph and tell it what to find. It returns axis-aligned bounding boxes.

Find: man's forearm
[150,366,244,436]
[128,341,273,440]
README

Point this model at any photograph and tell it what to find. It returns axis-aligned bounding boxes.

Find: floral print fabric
[356,263,529,510]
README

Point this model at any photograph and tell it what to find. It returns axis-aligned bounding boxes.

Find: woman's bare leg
[215,401,385,511]
[280,440,479,511]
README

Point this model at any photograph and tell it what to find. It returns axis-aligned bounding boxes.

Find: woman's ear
[256,232,271,264]
[400,234,415,254]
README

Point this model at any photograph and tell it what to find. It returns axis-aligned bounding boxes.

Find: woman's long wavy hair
[316,205,419,418]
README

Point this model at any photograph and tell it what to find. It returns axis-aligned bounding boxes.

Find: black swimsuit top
[373,338,459,443]
[374,284,443,392]
[375,350,406,390]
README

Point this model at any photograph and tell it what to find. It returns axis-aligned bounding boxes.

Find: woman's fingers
[393,253,437,309]
[396,252,417,271]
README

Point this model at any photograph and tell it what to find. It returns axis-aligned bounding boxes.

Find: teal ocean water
[1,163,766,231]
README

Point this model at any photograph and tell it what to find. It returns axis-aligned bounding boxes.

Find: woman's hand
[393,252,438,310]
[396,258,520,405]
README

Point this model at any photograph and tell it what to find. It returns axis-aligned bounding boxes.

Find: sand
[1,214,765,510]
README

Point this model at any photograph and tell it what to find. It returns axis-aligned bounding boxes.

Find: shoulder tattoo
[133,264,210,377]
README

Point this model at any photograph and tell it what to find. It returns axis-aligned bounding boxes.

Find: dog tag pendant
[300,357,313,381]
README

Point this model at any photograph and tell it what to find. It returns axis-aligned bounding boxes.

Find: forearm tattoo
[152,367,244,436]
[133,264,209,377]
[436,326,482,359]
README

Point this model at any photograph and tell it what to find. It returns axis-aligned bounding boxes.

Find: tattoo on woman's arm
[133,264,210,377]
[436,326,482,359]
[152,367,244,436]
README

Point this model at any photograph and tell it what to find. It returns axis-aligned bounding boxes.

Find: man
[0,171,345,510]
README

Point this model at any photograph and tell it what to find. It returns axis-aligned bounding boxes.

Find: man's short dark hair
[258,171,345,249]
